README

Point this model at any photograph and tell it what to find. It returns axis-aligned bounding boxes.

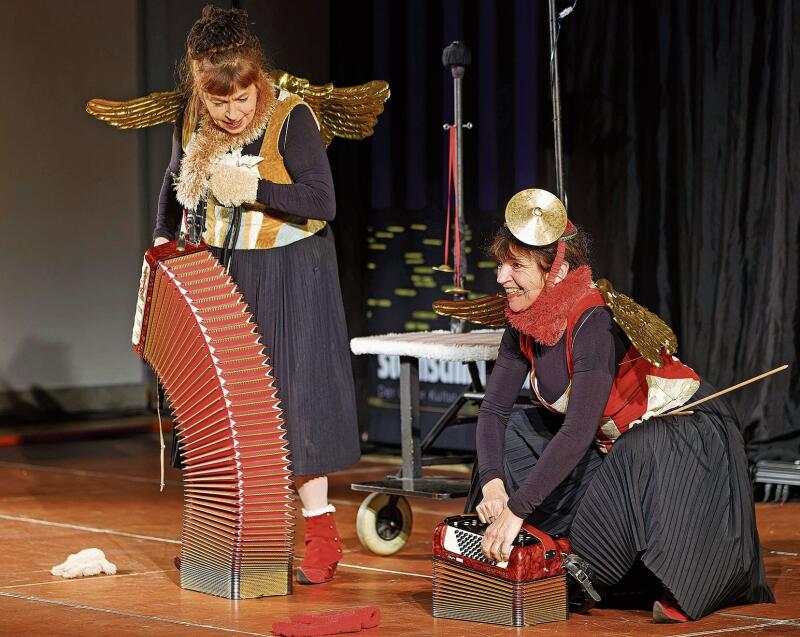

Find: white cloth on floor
[51,548,117,578]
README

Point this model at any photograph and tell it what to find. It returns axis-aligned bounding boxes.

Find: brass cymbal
[443,286,470,295]
[432,264,455,273]
[504,188,567,246]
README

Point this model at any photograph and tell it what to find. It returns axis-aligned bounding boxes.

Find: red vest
[519,289,700,452]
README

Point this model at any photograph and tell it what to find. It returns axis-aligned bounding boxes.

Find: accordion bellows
[432,516,569,627]
[133,241,294,599]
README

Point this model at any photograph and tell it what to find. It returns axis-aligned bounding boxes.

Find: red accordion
[132,240,294,599]
[432,515,570,626]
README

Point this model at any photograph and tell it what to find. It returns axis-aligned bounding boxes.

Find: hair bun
[187,4,256,56]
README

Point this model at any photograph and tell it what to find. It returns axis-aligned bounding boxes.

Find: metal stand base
[351,358,486,500]
[351,476,470,500]
[753,460,800,502]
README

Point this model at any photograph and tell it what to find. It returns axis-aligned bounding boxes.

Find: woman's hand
[209,164,259,207]
[153,237,169,246]
[481,507,524,562]
[476,478,509,524]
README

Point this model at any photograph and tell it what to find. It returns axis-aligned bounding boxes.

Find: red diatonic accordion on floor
[132,241,293,599]
[432,515,570,627]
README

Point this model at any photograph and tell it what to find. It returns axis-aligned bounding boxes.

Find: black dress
[156,105,360,476]
[474,309,774,619]
[569,381,774,618]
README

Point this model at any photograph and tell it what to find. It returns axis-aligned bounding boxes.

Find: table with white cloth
[349,330,504,499]
[348,330,507,555]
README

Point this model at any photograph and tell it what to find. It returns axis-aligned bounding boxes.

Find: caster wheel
[356,493,413,555]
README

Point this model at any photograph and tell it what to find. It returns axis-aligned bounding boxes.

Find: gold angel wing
[85,90,184,129]
[596,279,677,367]
[268,69,390,147]
[432,294,507,329]
[86,70,389,146]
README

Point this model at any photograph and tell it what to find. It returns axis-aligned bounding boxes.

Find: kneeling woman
[474,191,773,622]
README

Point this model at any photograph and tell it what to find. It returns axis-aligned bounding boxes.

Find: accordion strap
[521,523,558,555]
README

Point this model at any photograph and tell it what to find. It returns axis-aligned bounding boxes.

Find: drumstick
[661,364,789,417]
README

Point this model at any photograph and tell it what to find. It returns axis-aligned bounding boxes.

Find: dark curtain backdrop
[329,0,547,310]
[328,0,799,458]
[555,0,800,459]
[328,0,547,447]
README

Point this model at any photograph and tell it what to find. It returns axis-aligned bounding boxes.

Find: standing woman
[154,5,360,585]
[472,190,773,622]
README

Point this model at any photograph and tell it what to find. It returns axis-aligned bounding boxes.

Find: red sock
[291,607,381,629]
[273,606,381,636]
[272,617,360,637]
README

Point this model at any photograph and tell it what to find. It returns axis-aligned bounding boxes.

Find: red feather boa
[505,265,594,346]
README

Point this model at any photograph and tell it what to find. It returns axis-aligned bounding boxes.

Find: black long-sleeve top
[154,104,335,242]
[476,306,630,518]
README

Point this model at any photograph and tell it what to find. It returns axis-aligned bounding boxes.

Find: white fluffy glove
[208,150,263,207]
[51,548,117,579]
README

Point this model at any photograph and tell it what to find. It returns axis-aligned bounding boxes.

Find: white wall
[0,0,330,406]
[0,0,145,392]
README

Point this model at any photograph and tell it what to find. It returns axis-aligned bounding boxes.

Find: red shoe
[296,510,343,585]
[653,594,689,623]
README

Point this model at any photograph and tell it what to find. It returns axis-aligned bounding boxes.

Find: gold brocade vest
[202,93,327,249]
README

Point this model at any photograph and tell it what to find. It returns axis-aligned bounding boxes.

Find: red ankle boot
[297,509,343,585]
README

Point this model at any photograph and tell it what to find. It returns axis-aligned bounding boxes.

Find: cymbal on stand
[443,286,470,295]
[432,264,455,273]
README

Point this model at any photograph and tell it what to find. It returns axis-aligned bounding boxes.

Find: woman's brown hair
[178,5,272,140]
[487,224,592,271]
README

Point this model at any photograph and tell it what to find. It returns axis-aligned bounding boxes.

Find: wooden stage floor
[0,430,797,636]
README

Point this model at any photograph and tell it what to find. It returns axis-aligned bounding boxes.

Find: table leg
[399,356,422,479]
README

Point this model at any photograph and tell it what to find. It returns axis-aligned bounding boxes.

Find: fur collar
[505,265,594,346]
[175,76,276,210]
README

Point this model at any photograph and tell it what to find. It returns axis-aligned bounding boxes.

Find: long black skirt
[480,382,774,619]
[497,407,605,536]
[206,225,360,476]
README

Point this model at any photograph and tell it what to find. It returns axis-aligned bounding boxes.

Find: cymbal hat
[504,189,569,246]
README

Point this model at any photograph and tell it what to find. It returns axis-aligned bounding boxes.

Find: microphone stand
[442,41,473,333]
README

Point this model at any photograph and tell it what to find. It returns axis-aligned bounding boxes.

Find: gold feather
[596,279,678,367]
[86,70,390,148]
[268,69,390,147]
[430,281,679,365]
[85,90,184,129]
[432,294,507,329]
